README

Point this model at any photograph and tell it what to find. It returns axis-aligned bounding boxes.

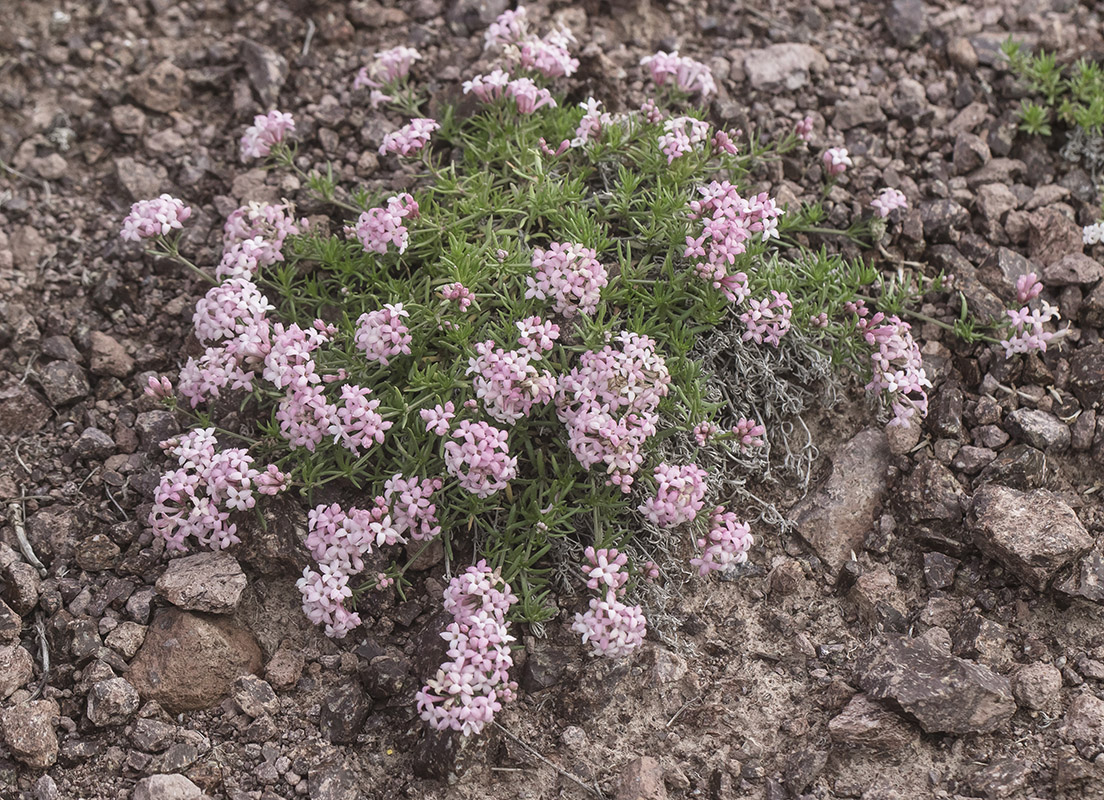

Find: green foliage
[1003,38,1104,136]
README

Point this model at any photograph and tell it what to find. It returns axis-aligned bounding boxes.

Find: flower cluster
[149,429,287,552]
[348,193,419,256]
[525,241,608,318]
[556,332,671,491]
[1084,221,1104,244]
[355,303,413,367]
[871,187,908,218]
[572,97,611,147]
[443,420,518,498]
[795,115,814,141]
[379,118,440,157]
[384,474,444,541]
[1001,301,1062,358]
[484,6,527,47]
[240,110,295,161]
[439,282,474,311]
[740,290,793,347]
[639,463,708,527]
[329,384,392,454]
[506,77,557,114]
[354,46,421,108]
[1016,271,1043,303]
[416,562,519,736]
[658,116,711,163]
[823,147,851,176]
[519,29,579,79]
[685,181,782,302]
[640,51,716,98]
[462,69,510,102]
[855,304,931,427]
[120,194,192,241]
[572,547,646,658]
[690,507,753,576]
[467,339,556,424]
[730,417,766,452]
[298,499,402,638]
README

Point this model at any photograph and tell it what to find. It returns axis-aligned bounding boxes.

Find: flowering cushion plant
[125,7,937,736]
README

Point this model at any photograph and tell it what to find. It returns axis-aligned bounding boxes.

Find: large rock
[320,681,371,744]
[1005,408,1070,453]
[1028,207,1082,265]
[742,43,827,91]
[968,485,1091,591]
[1063,693,1104,754]
[828,693,915,752]
[1,700,59,769]
[132,774,211,800]
[128,608,263,713]
[857,634,1015,734]
[885,0,928,48]
[130,60,187,113]
[1070,344,1104,407]
[1012,663,1061,712]
[241,40,288,108]
[1045,253,1104,286]
[790,428,890,573]
[155,552,247,613]
[0,643,33,699]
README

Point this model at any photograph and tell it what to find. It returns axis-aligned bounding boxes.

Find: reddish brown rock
[128,608,263,713]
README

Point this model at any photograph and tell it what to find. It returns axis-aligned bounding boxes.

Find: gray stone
[975,184,1019,221]
[135,410,180,451]
[1011,662,1061,712]
[969,484,1091,590]
[923,552,959,590]
[742,43,827,91]
[232,674,278,718]
[857,634,1015,734]
[87,677,140,726]
[129,718,178,753]
[968,759,1030,800]
[308,766,360,800]
[832,97,885,130]
[155,551,247,614]
[1045,253,1104,286]
[75,533,121,572]
[128,608,263,713]
[953,132,990,174]
[976,444,1048,490]
[885,0,928,48]
[73,427,116,461]
[132,774,210,800]
[39,360,90,405]
[88,331,134,378]
[1028,207,1082,265]
[1006,408,1070,453]
[320,681,371,744]
[241,40,288,108]
[828,693,916,752]
[104,621,147,659]
[952,445,996,474]
[0,643,33,699]
[900,460,964,522]
[616,755,667,800]
[1070,344,1104,407]
[0,598,21,643]
[920,199,970,242]
[791,428,890,573]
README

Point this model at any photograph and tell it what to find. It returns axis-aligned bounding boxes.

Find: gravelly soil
[2,1,1104,799]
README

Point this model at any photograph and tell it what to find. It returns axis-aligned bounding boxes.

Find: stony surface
[0,700,59,769]
[1,0,1103,798]
[828,693,916,752]
[127,608,263,712]
[969,485,1092,590]
[0,642,34,699]
[132,774,211,800]
[154,552,248,614]
[857,634,1016,734]
[790,428,890,573]
[86,677,141,727]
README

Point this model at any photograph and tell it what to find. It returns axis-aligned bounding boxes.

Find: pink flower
[462,69,510,102]
[871,187,908,218]
[444,420,518,498]
[379,118,440,157]
[730,418,765,452]
[348,193,419,255]
[420,402,456,436]
[144,375,174,400]
[516,316,559,353]
[355,303,412,367]
[823,147,851,176]
[571,97,611,147]
[484,7,528,48]
[794,115,814,142]
[519,30,579,78]
[329,384,392,454]
[740,291,793,347]
[416,562,519,736]
[582,547,629,593]
[354,46,421,105]
[639,463,708,527]
[506,78,558,114]
[525,241,608,318]
[658,116,711,163]
[572,591,647,658]
[120,195,192,241]
[690,506,753,576]
[240,110,295,161]
[1016,272,1043,303]
[439,282,474,311]
[640,51,716,98]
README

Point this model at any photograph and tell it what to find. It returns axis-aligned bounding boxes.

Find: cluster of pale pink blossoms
[415,562,519,735]
[848,300,931,428]
[354,45,421,109]
[149,428,287,552]
[346,192,419,256]
[999,270,1063,358]
[120,194,192,241]
[572,548,647,658]
[240,110,295,161]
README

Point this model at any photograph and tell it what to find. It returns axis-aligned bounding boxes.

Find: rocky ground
[2,0,1104,798]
